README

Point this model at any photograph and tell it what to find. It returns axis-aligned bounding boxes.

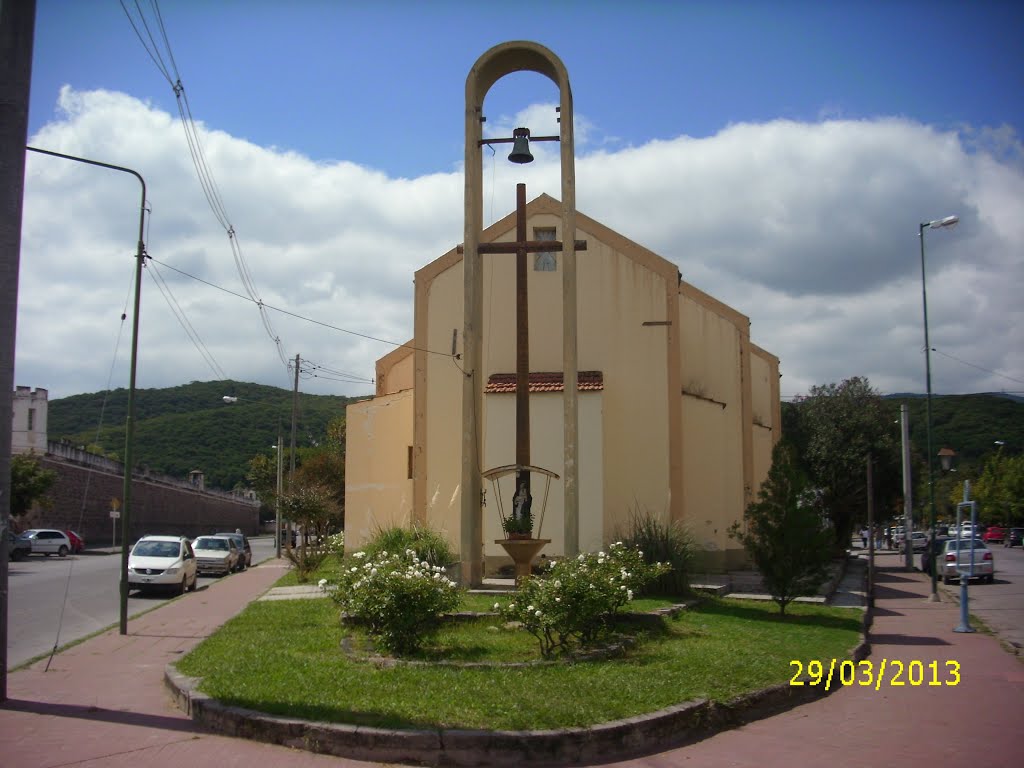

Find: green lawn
[176,594,862,731]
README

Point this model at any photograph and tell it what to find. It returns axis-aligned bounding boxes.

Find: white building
[12,386,48,455]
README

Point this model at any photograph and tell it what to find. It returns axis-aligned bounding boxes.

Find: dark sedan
[7,531,31,561]
[1005,528,1023,548]
[920,536,951,575]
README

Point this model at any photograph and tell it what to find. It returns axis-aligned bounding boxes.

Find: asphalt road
[5,536,279,670]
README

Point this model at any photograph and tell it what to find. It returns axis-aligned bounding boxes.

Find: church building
[345,191,781,574]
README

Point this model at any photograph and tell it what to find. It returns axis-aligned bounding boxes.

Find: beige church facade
[345,193,781,574]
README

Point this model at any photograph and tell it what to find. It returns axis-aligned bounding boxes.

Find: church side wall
[581,237,672,541]
[375,344,414,396]
[422,263,465,551]
[678,293,747,570]
[749,348,781,497]
[343,391,415,551]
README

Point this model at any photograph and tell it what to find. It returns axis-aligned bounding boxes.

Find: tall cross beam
[478,182,586,527]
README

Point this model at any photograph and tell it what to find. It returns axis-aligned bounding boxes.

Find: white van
[128,535,198,595]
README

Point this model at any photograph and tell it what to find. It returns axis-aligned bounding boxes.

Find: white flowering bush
[495,542,669,658]
[326,548,462,655]
[323,531,346,556]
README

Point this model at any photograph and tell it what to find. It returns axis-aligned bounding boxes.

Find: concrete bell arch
[460,41,580,584]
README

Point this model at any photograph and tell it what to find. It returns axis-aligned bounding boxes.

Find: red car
[65,530,85,553]
[982,526,1005,544]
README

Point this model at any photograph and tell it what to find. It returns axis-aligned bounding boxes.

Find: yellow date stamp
[790,659,960,690]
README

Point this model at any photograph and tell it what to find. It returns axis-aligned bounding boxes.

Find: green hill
[783,392,1023,468]
[48,380,368,490]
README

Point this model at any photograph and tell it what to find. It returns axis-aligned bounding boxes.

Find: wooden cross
[477,183,587,523]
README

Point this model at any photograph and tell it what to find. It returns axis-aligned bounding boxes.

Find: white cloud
[16,88,1024,404]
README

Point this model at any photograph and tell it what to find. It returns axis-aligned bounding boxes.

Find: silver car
[192,535,239,576]
[940,538,995,584]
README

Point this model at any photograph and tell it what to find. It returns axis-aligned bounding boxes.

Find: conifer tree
[729,441,833,616]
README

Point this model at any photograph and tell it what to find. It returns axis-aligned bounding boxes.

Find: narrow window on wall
[27,408,35,431]
[534,227,557,271]
[407,446,414,480]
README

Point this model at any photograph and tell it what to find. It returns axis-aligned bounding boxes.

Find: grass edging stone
[165,626,872,767]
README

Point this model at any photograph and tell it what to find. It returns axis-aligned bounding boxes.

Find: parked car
[1004,527,1023,548]
[7,531,32,561]
[920,536,950,575]
[128,535,198,595]
[192,535,238,576]
[65,529,85,553]
[909,531,928,552]
[215,532,252,570]
[891,526,905,550]
[18,529,72,557]
[939,538,995,584]
[982,526,1005,544]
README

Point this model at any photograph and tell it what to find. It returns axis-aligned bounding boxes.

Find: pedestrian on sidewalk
[860,526,868,548]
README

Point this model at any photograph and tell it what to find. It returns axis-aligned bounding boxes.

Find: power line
[148,256,452,359]
[148,258,230,380]
[930,347,1024,387]
[121,0,288,370]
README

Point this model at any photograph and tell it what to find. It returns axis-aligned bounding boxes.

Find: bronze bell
[508,127,534,164]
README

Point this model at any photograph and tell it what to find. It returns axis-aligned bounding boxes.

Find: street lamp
[919,213,958,602]
[27,146,148,635]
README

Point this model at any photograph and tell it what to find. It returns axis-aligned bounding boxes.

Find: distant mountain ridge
[47,380,366,490]
[886,392,1024,405]
[47,385,1022,490]
[879,392,1022,465]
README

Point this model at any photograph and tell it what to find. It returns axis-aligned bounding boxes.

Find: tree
[729,442,834,616]
[10,454,58,517]
[279,481,342,582]
[971,450,1024,526]
[246,453,277,501]
[788,377,900,552]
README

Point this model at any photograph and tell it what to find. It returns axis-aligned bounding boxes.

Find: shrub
[495,543,668,658]
[729,441,834,616]
[617,508,694,596]
[326,549,462,654]
[323,531,345,556]
[284,544,330,583]
[361,523,455,567]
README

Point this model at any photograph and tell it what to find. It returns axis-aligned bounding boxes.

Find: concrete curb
[165,617,873,767]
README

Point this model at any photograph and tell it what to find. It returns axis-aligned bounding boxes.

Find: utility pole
[867,453,875,609]
[900,404,914,570]
[290,354,300,481]
[289,354,300,546]
[0,0,37,703]
[275,428,283,558]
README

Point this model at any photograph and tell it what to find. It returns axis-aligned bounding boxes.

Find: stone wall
[19,452,260,545]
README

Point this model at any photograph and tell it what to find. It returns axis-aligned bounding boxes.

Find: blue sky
[31,1,1024,176]
[17,0,1024,402]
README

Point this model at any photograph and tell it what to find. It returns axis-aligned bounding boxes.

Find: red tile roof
[485,371,603,394]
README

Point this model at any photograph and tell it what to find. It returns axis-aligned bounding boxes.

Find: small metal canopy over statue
[484,464,557,584]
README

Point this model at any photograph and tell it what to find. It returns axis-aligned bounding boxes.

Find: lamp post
[27,146,147,633]
[918,214,958,601]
